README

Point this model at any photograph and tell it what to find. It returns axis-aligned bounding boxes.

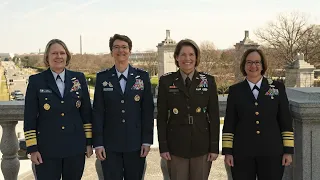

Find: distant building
[0,53,14,60]
[129,51,157,65]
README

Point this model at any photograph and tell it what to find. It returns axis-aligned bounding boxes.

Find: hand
[140,145,151,157]
[224,154,234,167]
[95,147,106,161]
[30,151,43,165]
[160,152,171,160]
[207,153,218,161]
[282,154,292,166]
[86,146,93,158]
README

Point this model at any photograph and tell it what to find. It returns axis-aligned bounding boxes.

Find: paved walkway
[18,148,228,180]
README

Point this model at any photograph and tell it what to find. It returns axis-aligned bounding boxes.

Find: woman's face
[245,51,263,78]
[176,45,196,74]
[47,43,67,73]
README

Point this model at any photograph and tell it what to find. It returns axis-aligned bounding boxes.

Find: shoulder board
[162,72,172,77]
[135,68,147,72]
[200,72,211,76]
[98,68,109,73]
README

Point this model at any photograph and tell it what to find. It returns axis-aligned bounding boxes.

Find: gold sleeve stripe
[222,133,234,136]
[25,133,36,137]
[222,141,233,148]
[222,138,233,141]
[283,140,294,147]
[24,130,36,135]
[84,129,92,132]
[222,135,234,138]
[25,136,37,140]
[85,132,92,138]
[282,132,294,135]
[283,137,294,140]
[83,124,92,127]
[26,139,37,147]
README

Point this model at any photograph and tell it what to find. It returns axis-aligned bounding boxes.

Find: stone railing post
[285,87,320,180]
[0,121,20,180]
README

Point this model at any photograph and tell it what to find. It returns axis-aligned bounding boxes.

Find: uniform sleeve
[141,72,154,144]
[156,77,169,153]
[79,73,92,146]
[277,83,294,154]
[222,86,237,155]
[23,75,39,154]
[92,73,105,147]
[207,76,220,153]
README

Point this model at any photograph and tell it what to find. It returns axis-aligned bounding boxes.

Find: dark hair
[240,48,268,76]
[109,34,132,52]
[174,39,200,67]
[43,39,71,67]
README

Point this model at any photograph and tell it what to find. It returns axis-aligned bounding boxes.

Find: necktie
[252,85,260,92]
[119,74,127,81]
[185,77,191,89]
[56,75,64,97]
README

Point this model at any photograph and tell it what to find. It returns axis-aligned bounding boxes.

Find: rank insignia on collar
[102,81,108,87]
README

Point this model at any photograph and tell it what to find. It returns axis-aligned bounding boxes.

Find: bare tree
[255,12,314,65]
[197,41,220,74]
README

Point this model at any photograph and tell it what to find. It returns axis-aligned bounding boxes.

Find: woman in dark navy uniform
[157,39,220,180]
[222,49,294,180]
[24,39,93,180]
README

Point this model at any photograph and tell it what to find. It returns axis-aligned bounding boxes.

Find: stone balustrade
[0,88,319,180]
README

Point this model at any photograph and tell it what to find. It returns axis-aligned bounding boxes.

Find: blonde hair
[43,39,71,67]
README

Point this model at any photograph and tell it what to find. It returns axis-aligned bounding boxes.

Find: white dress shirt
[51,69,65,97]
[116,66,129,93]
[247,77,263,100]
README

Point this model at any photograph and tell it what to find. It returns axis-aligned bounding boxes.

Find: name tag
[39,89,52,93]
[103,88,113,91]
[169,89,179,93]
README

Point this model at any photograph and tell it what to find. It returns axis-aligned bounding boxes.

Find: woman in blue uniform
[24,39,93,180]
[222,48,294,180]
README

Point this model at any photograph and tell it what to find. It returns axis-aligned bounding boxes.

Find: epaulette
[135,67,147,72]
[161,72,172,77]
[97,68,109,74]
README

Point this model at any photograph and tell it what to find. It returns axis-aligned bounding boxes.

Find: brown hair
[240,48,268,76]
[109,34,132,52]
[174,39,200,67]
[43,39,71,67]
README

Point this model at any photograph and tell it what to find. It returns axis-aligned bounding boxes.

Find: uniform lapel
[189,71,201,96]
[124,65,136,96]
[44,68,61,98]
[242,80,257,103]
[63,69,71,98]
[173,70,189,97]
[109,66,124,96]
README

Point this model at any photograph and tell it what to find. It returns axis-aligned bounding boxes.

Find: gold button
[122,119,126,123]
[255,112,259,115]
[62,126,65,130]
[256,131,260,134]
[255,102,258,106]
[61,113,65,116]
[61,101,64,104]
[122,110,125,113]
[76,92,79,94]
[256,121,260,124]
[45,98,48,100]
[78,96,80,98]
[121,100,124,103]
